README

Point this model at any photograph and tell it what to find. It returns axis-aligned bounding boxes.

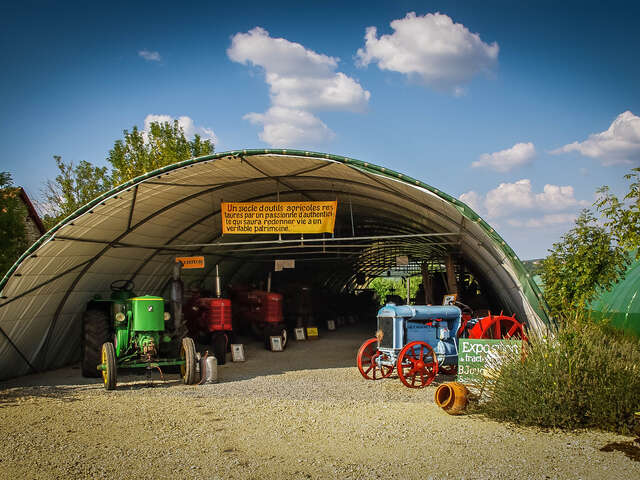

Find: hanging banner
[221,201,337,234]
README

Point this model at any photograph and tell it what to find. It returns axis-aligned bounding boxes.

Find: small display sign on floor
[270,336,283,351]
[294,327,306,340]
[327,319,336,331]
[231,344,245,362]
[306,327,319,339]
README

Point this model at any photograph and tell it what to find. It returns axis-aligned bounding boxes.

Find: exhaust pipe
[215,264,221,298]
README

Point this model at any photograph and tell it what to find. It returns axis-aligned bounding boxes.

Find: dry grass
[479,311,640,434]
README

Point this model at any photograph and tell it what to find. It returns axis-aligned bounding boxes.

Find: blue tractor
[357,303,527,388]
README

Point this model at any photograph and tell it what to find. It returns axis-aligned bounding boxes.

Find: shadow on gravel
[0,385,88,408]
[600,439,640,462]
[1,323,456,391]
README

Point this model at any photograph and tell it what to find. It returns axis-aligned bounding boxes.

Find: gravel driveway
[1,324,638,479]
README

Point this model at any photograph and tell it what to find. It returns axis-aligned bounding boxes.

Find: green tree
[42,157,112,228]
[0,172,28,277]
[541,210,627,315]
[43,120,214,227]
[368,275,421,306]
[594,167,640,257]
[542,167,640,316]
[108,121,213,185]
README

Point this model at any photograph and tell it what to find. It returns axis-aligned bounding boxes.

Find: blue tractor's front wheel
[357,338,394,380]
[397,341,438,388]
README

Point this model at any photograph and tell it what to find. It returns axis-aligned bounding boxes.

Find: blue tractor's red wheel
[397,341,438,388]
[357,338,394,380]
[467,314,528,341]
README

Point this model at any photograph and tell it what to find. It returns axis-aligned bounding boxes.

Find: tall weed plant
[479,311,640,434]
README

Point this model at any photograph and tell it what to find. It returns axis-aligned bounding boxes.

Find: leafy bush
[479,311,640,434]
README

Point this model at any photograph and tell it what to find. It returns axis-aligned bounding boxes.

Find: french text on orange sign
[175,256,205,269]
[221,201,337,234]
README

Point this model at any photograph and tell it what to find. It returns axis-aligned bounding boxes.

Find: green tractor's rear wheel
[101,342,117,390]
[82,309,111,377]
[180,337,197,385]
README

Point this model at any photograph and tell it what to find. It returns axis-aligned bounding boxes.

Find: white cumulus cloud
[138,49,162,62]
[228,27,370,147]
[459,190,483,212]
[356,12,498,94]
[507,213,578,228]
[143,114,217,144]
[462,179,587,219]
[472,142,535,172]
[244,107,335,146]
[551,111,640,166]
[484,179,536,217]
[535,184,584,211]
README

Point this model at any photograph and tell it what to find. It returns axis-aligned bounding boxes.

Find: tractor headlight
[115,312,125,323]
[164,312,171,321]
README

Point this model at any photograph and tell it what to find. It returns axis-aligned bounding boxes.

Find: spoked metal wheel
[397,341,438,388]
[356,338,394,380]
[468,314,528,341]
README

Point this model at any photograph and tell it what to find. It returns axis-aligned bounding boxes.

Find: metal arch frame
[29,169,336,366]
[1,149,538,294]
[125,182,459,290]
[149,189,459,291]
[0,149,550,374]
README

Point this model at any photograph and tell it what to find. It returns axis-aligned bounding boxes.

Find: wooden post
[445,255,458,295]
[421,262,433,304]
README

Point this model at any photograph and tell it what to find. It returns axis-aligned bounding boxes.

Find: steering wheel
[110,279,135,292]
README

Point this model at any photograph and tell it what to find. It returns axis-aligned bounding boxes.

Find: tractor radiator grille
[378,317,394,349]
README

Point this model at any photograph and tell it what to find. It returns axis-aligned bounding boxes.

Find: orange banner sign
[221,201,337,234]
[175,256,205,269]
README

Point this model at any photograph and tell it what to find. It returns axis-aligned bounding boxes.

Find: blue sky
[1,0,639,259]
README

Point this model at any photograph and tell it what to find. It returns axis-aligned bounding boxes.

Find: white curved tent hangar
[0,150,549,380]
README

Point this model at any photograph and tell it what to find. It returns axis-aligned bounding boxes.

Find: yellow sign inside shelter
[221,201,337,234]
[175,256,205,269]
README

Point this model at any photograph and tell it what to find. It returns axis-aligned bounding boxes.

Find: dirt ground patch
[1,325,638,479]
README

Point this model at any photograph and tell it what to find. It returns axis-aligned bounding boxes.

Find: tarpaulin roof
[589,253,640,336]
[0,150,550,380]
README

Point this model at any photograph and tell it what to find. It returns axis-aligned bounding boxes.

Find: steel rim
[101,345,108,385]
[479,315,527,340]
[357,338,394,380]
[397,341,438,388]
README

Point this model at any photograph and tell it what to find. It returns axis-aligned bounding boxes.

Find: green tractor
[81,280,198,390]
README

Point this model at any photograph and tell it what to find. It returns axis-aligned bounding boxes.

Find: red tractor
[184,266,233,364]
[230,286,287,351]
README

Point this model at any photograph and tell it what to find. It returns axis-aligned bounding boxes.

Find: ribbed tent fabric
[0,150,550,381]
[589,254,640,337]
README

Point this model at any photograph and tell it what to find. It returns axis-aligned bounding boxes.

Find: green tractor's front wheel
[180,337,197,385]
[101,342,117,390]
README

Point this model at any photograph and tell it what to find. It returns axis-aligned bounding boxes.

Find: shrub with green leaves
[479,312,640,434]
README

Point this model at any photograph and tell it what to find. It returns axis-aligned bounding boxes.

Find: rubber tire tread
[102,342,117,390]
[181,337,197,385]
[82,309,111,377]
